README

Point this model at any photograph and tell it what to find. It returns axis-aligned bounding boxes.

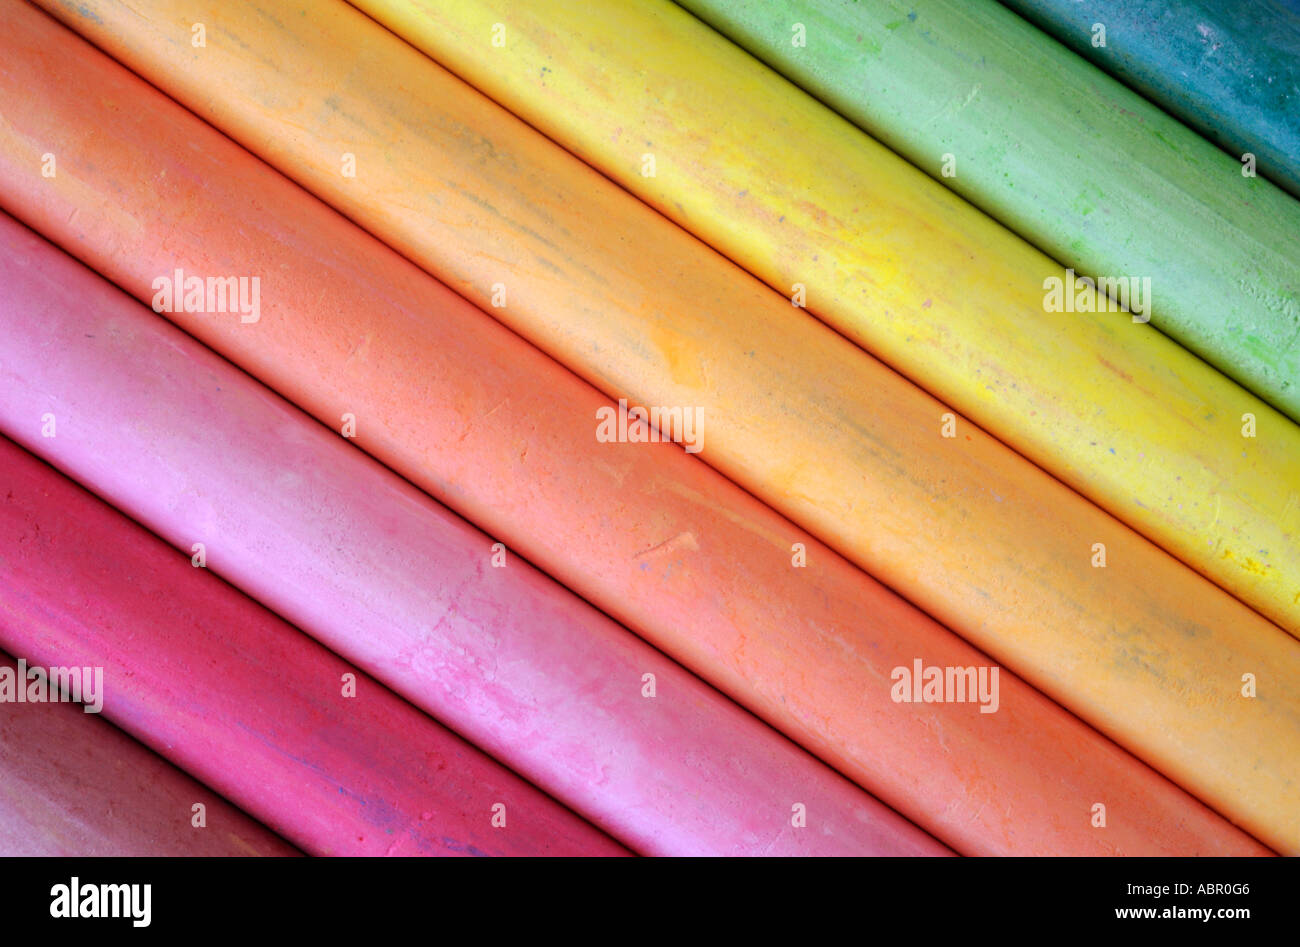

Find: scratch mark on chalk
[633,531,699,562]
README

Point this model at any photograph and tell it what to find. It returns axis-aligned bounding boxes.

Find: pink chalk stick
[0,437,624,857]
[0,213,945,856]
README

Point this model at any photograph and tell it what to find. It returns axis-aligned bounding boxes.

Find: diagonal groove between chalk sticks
[0,213,947,858]
[0,3,1278,855]
[0,651,301,857]
[6,0,1297,854]
[0,437,626,858]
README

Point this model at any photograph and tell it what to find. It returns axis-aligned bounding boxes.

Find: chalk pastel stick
[0,653,298,857]
[0,438,624,858]
[0,3,1272,857]
[344,0,1300,629]
[999,0,1300,200]
[0,213,943,858]
[0,0,1274,858]
[672,0,1300,422]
